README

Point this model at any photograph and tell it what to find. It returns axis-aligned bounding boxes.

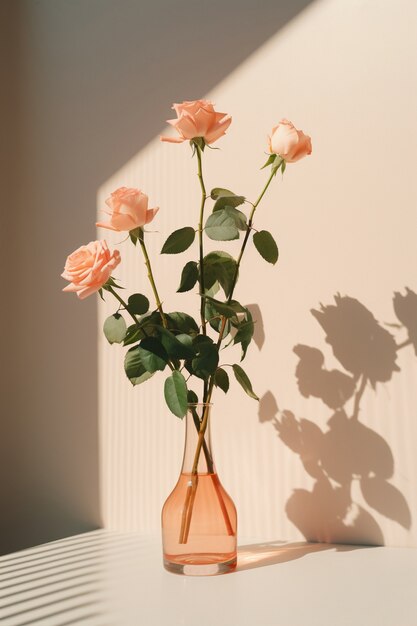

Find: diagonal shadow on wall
[258,288,416,545]
[1,0,316,554]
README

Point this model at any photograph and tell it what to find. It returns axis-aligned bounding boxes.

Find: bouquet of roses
[61,99,311,548]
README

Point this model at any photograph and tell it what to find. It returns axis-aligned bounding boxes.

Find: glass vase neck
[181,403,215,474]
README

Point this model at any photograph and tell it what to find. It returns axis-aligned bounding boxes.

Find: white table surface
[0,530,416,626]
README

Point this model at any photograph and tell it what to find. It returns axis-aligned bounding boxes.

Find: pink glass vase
[162,403,237,575]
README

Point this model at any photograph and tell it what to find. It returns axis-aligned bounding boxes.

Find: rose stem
[179,143,234,544]
[137,231,168,330]
[195,143,210,404]
[105,285,142,327]
[196,144,208,340]
[180,167,278,544]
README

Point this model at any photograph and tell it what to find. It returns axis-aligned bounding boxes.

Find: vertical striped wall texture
[98,0,417,546]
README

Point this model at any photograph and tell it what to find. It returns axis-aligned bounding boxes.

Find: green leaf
[203,251,237,298]
[253,230,279,265]
[210,188,245,211]
[175,333,193,348]
[204,296,245,320]
[167,312,199,336]
[124,346,155,385]
[159,327,195,360]
[211,187,236,199]
[123,324,146,346]
[204,281,220,298]
[223,206,247,230]
[137,337,169,373]
[233,308,254,360]
[103,313,127,345]
[127,293,150,315]
[192,342,219,379]
[205,209,240,241]
[164,370,188,418]
[161,227,195,254]
[177,261,199,293]
[187,389,199,404]
[205,299,229,334]
[232,364,259,400]
[214,368,229,393]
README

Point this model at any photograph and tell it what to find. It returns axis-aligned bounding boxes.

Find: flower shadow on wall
[259,289,417,545]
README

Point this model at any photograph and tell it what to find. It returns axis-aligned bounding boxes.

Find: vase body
[162,403,237,575]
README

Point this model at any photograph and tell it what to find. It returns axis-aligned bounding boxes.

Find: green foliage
[205,298,231,334]
[137,337,169,373]
[124,346,155,386]
[103,313,127,345]
[253,230,279,265]
[191,337,219,379]
[177,261,199,293]
[205,207,247,241]
[127,293,150,315]
[214,368,229,393]
[187,389,199,404]
[233,308,254,360]
[222,206,247,230]
[210,188,245,211]
[203,251,237,298]
[164,370,188,418]
[167,312,199,336]
[204,296,245,321]
[123,324,146,346]
[161,227,195,254]
[159,327,195,360]
[232,364,259,400]
[205,209,240,241]
[122,311,163,346]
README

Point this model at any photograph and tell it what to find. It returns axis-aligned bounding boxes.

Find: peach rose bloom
[62,240,121,299]
[97,187,159,232]
[268,119,312,163]
[160,99,232,144]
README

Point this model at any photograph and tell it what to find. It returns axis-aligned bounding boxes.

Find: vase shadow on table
[236,539,365,571]
[257,289,416,548]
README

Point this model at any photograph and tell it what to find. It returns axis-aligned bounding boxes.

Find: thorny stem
[196,145,208,339]
[138,234,168,329]
[105,285,140,328]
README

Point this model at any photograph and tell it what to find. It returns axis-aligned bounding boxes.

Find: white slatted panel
[98,0,417,546]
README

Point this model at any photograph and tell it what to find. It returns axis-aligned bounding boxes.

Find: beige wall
[0,0,310,554]
[98,0,417,547]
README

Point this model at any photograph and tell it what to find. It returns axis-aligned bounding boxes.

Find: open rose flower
[62,240,121,299]
[160,99,231,145]
[269,119,312,163]
[96,187,159,232]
